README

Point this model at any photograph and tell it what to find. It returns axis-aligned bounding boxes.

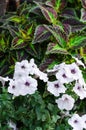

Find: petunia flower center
[71,69,76,74]
[54,83,59,88]
[12,85,15,89]
[21,65,25,69]
[74,120,78,123]
[62,73,67,78]
[25,81,30,87]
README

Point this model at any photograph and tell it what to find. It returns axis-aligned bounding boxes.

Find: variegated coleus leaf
[44,24,67,47]
[81,0,86,9]
[11,37,27,49]
[46,0,67,11]
[63,24,71,37]
[46,42,68,55]
[63,18,86,32]
[34,2,57,23]
[80,8,86,22]
[33,25,51,44]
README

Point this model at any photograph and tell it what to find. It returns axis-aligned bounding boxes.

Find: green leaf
[9,16,22,23]
[69,35,86,49]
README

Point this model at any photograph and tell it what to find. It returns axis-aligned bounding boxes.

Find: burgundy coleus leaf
[41,5,57,23]
[81,8,86,22]
[34,2,57,23]
[39,55,57,72]
[60,8,77,18]
[11,37,27,49]
[59,0,67,10]
[44,25,67,47]
[81,0,86,9]
[63,18,86,32]
[33,25,51,44]
[63,24,71,36]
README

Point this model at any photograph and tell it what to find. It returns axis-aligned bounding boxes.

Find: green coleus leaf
[46,42,68,55]
[69,35,86,49]
[0,37,9,52]
[33,25,51,44]
[11,37,27,49]
[9,16,22,23]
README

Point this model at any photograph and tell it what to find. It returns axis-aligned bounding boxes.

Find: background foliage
[0,0,86,129]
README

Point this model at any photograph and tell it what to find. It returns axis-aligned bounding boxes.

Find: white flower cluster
[47,61,86,111]
[68,113,86,130]
[0,57,86,130]
[7,59,48,96]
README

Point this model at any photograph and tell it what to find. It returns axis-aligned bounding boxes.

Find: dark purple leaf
[63,24,71,36]
[39,55,56,72]
[81,8,86,22]
[25,44,39,58]
[59,0,67,10]
[16,50,28,61]
[63,18,86,32]
[81,0,86,9]
[33,25,51,44]
[61,8,77,18]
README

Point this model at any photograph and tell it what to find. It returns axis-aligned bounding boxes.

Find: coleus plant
[29,0,86,71]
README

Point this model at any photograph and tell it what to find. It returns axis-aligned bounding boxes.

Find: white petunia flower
[28,58,38,75]
[81,114,86,129]
[65,63,83,80]
[17,76,38,96]
[8,76,38,96]
[8,79,20,96]
[8,120,17,130]
[13,69,28,80]
[56,69,74,84]
[56,94,75,110]
[47,80,66,97]
[73,81,86,99]
[68,114,83,130]
[14,60,30,75]
[0,76,9,86]
[47,62,66,74]
[35,69,48,82]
